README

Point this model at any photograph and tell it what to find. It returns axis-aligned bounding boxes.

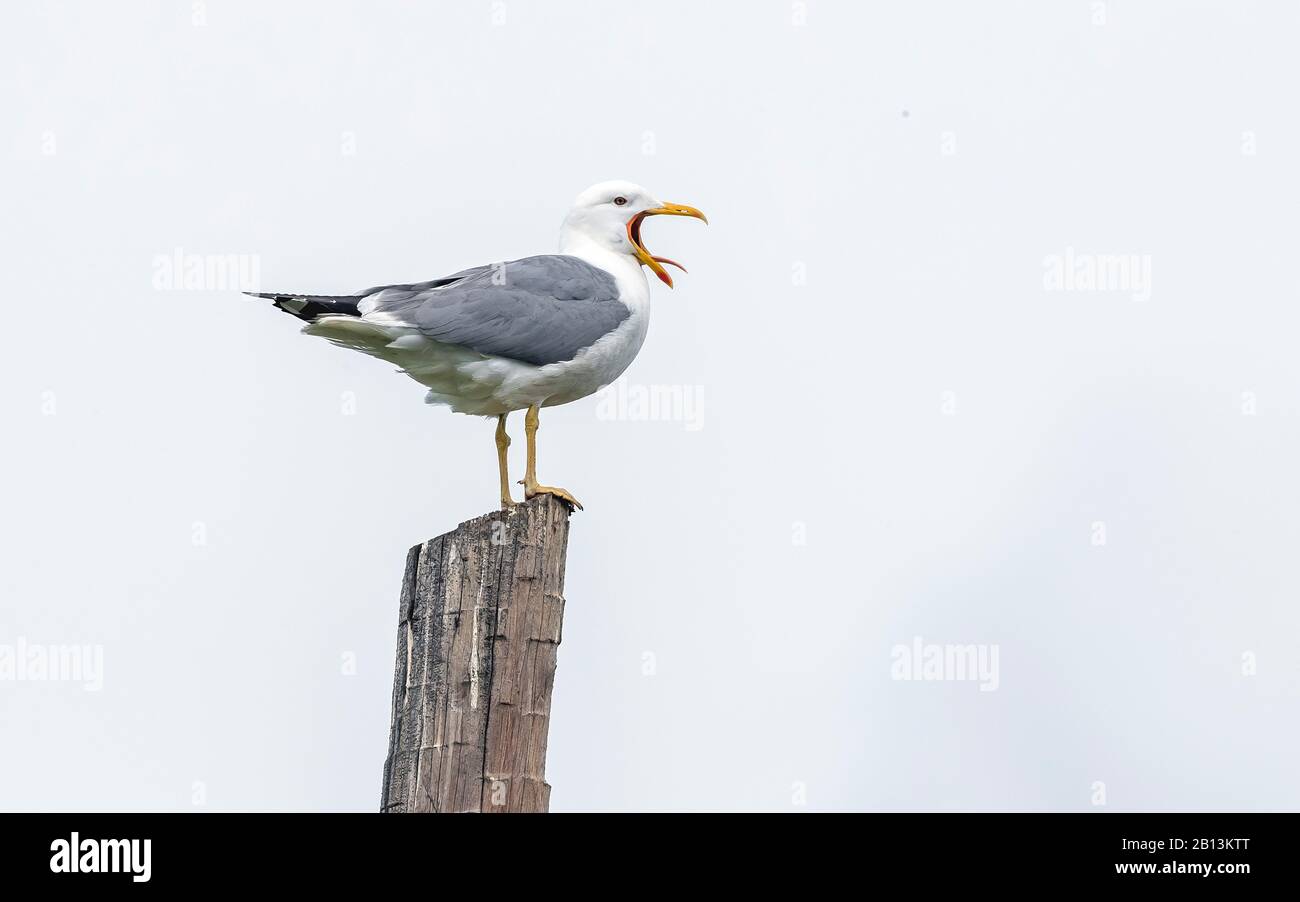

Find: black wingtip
[249,291,364,322]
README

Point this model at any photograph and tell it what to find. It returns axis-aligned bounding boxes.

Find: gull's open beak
[627,202,708,288]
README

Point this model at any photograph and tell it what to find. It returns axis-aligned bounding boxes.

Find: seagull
[248,180,706,511]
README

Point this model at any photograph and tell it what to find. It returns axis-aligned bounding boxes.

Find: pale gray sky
[2,0,1297,811]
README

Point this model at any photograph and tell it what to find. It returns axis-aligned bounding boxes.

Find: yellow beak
[627,202,708,288]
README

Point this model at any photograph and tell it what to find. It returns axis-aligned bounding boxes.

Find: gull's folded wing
[359,255,629,366]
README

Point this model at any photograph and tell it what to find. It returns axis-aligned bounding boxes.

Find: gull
[248,181,706,511]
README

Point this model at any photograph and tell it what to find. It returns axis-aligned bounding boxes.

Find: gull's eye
[613,196,628,206]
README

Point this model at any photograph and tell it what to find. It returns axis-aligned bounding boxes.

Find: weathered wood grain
[380,494,572,813]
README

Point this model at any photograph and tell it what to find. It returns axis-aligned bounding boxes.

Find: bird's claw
[518,480,584,511]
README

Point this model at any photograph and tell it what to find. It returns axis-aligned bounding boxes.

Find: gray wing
[358,255,628,366]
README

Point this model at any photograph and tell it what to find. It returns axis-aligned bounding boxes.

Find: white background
[2,1,1297,811]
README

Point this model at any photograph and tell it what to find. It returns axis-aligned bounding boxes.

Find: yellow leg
[495,414,515,509]
[518,404,583,510]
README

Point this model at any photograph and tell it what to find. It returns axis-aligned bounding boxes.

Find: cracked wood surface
[380,494,572,813]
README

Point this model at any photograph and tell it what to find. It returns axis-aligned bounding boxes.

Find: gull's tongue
[652,255,687,273]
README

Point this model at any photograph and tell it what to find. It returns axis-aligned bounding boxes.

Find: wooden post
[380,494,573,813]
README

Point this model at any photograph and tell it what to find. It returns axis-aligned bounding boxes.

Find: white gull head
[558,180,707,288]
